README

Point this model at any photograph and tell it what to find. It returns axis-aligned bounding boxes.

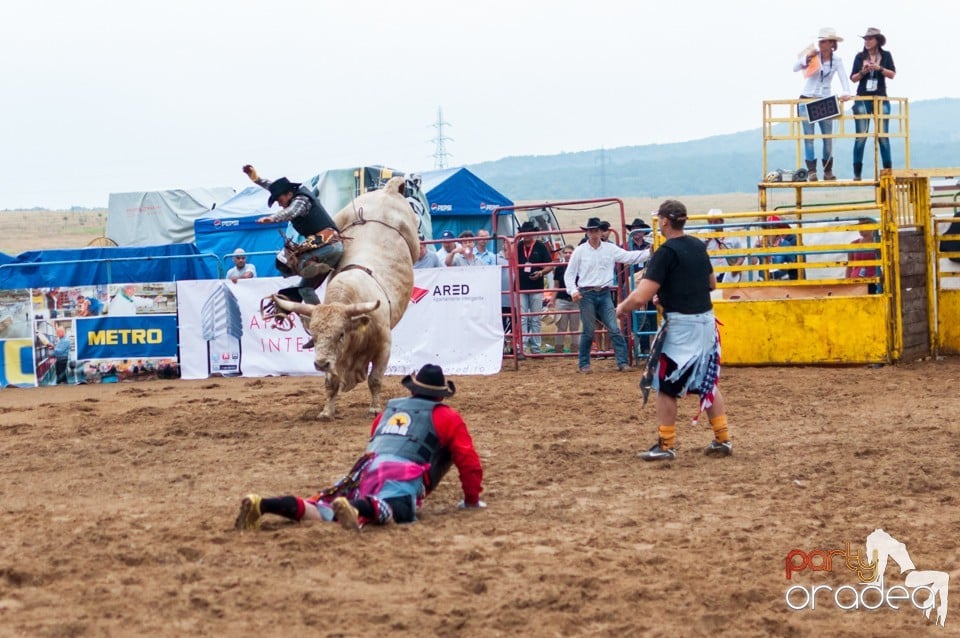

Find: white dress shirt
[564,241,650,297]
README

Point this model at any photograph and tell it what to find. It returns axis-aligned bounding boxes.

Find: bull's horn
[345,300,380,317]
[273,295,316,317]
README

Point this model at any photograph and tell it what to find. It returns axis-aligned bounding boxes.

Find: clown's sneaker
[332,497,361,532]
[234,494,262,531]
[704,440,733,457]
[639,442,677,462]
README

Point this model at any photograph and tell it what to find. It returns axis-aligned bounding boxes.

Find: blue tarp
[421,167,513,237]
[0,244,219,289]
[194,216,287,279]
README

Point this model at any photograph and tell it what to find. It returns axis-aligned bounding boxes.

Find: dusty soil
[2,357,959,637]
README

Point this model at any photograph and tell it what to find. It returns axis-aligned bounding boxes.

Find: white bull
[274,176,419,420]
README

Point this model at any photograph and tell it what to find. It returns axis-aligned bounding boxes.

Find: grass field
[0,186,877,256]
[0,194,764,256]
[0,210,108,254]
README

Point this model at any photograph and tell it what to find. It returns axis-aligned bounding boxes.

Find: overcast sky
[1,0,955,209]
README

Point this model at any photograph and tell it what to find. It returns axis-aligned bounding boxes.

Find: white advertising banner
[387,266,503,376]
[176,266,503,380]
[177,277,316,380]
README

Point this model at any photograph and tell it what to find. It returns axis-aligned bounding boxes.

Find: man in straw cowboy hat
[235,364,485,532]
[564,216,650,373]
[616,200,733,462]
[242,164,344,304]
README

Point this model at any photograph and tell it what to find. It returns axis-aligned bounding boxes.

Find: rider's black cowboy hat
[267,177,301,207]
[401,364,456,398]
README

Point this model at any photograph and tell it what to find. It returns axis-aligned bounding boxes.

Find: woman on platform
[793,27,852,182]
[850,28,896,180]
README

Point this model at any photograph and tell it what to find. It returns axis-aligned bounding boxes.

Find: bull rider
[243,164,343,304]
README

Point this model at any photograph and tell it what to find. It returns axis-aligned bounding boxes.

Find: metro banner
[176,267,504,380]
[76,315,179,360]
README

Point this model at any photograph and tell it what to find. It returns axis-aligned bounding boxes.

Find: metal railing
[762,96,910,181]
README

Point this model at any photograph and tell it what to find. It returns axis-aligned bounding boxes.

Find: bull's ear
[349,315,372,331]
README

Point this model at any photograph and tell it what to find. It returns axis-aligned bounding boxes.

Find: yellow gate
[925,172,960,354]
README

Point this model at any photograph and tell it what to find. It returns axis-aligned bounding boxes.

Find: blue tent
[193,187,287,278]
[0,244,219,289]
[421,168,513,237]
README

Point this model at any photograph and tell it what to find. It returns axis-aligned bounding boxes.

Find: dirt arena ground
[2,357,960,637]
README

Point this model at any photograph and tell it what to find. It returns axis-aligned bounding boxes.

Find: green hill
[469,98,960,199]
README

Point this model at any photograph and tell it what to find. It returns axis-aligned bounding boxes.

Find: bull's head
[273,296,380,373]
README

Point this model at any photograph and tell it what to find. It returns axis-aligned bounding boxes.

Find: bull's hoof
[367,405,381,415]
[318,411,335,421]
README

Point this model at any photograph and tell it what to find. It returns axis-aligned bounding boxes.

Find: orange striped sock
[658,424,677,450]
[710,415,730,443]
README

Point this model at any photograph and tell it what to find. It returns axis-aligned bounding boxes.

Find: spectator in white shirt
[564,217,650,373]
[226,248,257,283]
[434,230,458,266]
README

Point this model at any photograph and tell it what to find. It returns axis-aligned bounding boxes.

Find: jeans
[577,289,628,368]
[552,297,580,349]
[298,241,344,303]
[519,291,543,353]
[853,98,892,168]
[798,102,834,162]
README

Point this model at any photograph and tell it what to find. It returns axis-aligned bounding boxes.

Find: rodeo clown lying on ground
[243,164,343,304]
[235,364,486,532]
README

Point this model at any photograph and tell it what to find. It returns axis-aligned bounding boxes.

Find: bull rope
[339,204,411,244]
[330,264,394,320]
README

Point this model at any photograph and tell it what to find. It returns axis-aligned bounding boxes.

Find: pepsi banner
[76,315,179,360]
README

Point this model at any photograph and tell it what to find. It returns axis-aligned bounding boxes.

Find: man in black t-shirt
[516,221,554,355]
[616,200,733,462]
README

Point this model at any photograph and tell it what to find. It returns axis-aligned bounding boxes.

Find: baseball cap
[658,200,688,221]
[440,230,455,239]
